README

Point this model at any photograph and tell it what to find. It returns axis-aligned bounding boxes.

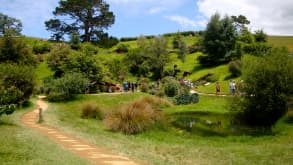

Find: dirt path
[21,96,139,165]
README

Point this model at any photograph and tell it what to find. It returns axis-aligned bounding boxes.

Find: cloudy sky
[0,0,293,39]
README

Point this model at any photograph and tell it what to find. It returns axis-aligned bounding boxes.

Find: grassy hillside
[268,36,293,51]
[33,34,293,95]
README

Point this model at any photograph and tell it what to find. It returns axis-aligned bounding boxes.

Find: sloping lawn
[43,93,293,165]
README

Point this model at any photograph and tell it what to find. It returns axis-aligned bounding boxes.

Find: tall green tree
[147,36,169,79]
[0,13,22,36]
[45,0,115,42]
[232,48,293,128]
[200,13,237,65]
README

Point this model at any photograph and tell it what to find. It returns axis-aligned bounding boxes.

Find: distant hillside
[268,36,293,51]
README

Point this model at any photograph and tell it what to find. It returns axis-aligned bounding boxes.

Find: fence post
[38,107,43,123]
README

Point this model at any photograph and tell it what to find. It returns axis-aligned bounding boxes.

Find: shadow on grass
[0,117,16,126]
[192,65,205,72]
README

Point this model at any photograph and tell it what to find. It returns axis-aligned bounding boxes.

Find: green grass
[35,61,53,86]
[43,93,293,165]
[0,102,91,165]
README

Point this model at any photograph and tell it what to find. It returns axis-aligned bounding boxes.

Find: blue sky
[1,0,293,39]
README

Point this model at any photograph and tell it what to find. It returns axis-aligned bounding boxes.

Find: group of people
[123,81,137,92]
[215,80,241,95]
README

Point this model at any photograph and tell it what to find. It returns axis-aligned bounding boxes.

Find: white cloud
[197,0,293,35]
[166,15,204,29]
[107,0,186,15]
[148,7,166,14]
[0,0,58,38]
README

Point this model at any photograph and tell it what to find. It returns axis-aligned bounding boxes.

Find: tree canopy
[199,13,237,65]
[0,12,22,36]
[45,0,115,42]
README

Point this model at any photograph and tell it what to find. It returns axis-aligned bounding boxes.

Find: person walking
[216,81,221,95]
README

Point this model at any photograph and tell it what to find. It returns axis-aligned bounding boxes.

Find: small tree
[177,40,188,62]
[70,31,81,50]
[232,48,293,128]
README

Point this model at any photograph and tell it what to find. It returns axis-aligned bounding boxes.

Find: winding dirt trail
[21,96,139,165]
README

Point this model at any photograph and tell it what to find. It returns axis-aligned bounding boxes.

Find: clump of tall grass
[80,101,104,120]
[104,96,171,134]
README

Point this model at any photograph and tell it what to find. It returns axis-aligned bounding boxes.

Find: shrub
[81,43,98,55]
[162,77,180,97]
[138,78,150,92]
[0,86,23,116]
[120,37,138,42]
[228,60,242,77]
[0,64,35,100]
[104,96,168,134]
[44,73,89,102]
[174,93,199,105]
[138,96,173,108]
[33,41,51,54]
[81,102,104,120]
[115,44,129,53]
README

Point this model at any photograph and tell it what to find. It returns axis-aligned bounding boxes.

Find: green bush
[0,64,35,100]
[115,44,129,53]
[0,86,23,116]
[44,73,89,102]
[174,93,199,105]
[104,96,167,134]
[228,60,242,77]
[0,104,16,116]
[46,93,72,102]
[162,77,180,97]
[138,78,150,92]
[81,43,98,55]
[81,102,104,120]
[33,42,51,54]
